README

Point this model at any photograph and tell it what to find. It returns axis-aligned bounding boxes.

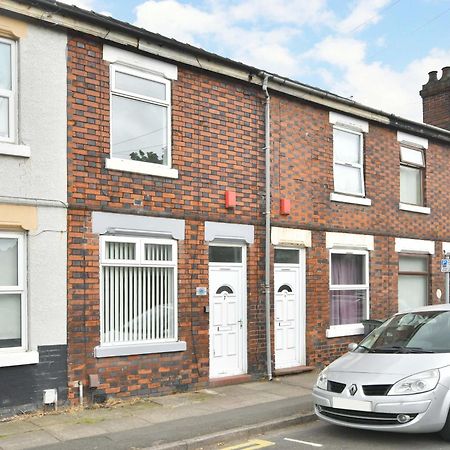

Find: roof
[3,0,450,144]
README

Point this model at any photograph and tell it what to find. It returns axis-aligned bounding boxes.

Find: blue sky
[61,0,450,121]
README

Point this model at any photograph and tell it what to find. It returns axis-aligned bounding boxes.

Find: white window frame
[107,63,178,178]
[0,37,16,144]
[399,145,425,207]
[327,248,369,338]
[333,125,365,197]
[0,231,27,353]
[99,235,178,348]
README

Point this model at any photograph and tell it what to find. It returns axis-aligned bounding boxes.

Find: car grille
[318,406,417,426]
[362,384,392,396]
[327,380,346,393]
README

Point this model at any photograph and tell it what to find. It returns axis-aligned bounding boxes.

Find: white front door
[209,245,246,378]
[274,248,305,369]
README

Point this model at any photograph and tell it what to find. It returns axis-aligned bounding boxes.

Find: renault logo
[349,384,358,396]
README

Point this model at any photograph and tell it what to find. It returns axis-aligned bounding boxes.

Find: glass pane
[399,256,428,273]
[145,244,172,261]
[278,284,293,293]
[400,165,422,205]
[112,95,168,165]
[102,266,175,343]
[334,164,363,195]
[0,42,11,90]
[0,294,21,348]
[105,241,135,260]
[216,285,234,295]
[333,129,361,164]
[330,289,366,326]
[0,238,18,286]
[275,249,299,264]
[398,274,427,312]
[331,253,366,285]
[209,246,242,263]
[115,71,166,101]
[0,96,9,138]
[400,147,424,166]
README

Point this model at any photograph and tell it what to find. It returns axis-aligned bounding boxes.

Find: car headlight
[316,368,328,390]
[388,369,440,396]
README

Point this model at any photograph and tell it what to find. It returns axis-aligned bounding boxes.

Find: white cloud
[337,0,391,34]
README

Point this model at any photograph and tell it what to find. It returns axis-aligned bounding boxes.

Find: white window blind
[100,237,177,345]
[400,146,425,206]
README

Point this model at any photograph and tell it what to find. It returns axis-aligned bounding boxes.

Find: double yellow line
[222,438,275,450]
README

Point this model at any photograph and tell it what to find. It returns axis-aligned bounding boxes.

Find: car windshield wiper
[356,344,375,352]
[371,345,434,354]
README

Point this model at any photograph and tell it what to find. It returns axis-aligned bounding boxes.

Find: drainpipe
[261,73,272,381]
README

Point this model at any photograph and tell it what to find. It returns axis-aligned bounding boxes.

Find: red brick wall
[270,92,450,367]
[422,90,450,131]
[66,34,266,402]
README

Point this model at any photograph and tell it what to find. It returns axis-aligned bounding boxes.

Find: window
[333,127,364,197]
[108,64,176,177]
[0,232,25,351]
[398,255,428,312]
[329,250,369,327]
[400,146,425,206]
[274,249,299,264]
[209,246,242,263]
[0,37,16,143]
[100,236,177,346]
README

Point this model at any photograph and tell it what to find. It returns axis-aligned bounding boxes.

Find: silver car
[312,304,450,441]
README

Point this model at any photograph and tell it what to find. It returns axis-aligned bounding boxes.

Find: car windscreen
[356,310,450,353]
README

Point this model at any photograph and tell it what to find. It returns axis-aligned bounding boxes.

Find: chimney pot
[427,70,438,83]
[442,67,450,80]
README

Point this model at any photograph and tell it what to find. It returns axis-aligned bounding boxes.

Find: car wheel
[439,409,450,441]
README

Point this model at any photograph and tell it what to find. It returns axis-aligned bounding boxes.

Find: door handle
[238,319,243,328]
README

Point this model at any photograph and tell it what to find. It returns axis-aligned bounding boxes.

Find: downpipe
[261,73,272,381]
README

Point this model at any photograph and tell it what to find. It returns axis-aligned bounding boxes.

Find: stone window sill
[0,142,31,158]
[105,158,178,179]
[330,193,372,206]
[94,341,187,358]
[326,324,364,338]
[399,203,431,215]
[0,350,39,367]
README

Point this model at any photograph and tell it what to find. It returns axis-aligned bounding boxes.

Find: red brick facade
[66,32,450,403]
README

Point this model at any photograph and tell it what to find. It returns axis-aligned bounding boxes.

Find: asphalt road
[221,420,450,449]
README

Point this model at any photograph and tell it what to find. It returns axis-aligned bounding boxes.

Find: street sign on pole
[442,258,450,273]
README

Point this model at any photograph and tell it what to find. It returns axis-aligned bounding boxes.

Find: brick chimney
[420,67,450,130]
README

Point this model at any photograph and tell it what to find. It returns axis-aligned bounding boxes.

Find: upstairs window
[400,146,425,206]
[0,38,16,143]
[110,64,171,168]
[333,127,364,197]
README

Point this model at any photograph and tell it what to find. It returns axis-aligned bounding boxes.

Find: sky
[59,0,450,122]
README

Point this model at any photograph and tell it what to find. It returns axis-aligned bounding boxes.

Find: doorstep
[274,365,315,377]
[209,374,253,387]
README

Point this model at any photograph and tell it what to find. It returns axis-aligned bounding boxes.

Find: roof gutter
[3,0,450,144]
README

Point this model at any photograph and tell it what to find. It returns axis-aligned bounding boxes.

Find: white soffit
[329,111,369,133]
[395,238,434,254]
[397,131,428,149]
[271,227,311,247]
[326,232,374,250]
[103,44,178,80]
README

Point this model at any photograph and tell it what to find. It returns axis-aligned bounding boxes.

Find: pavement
[0,370,318,450]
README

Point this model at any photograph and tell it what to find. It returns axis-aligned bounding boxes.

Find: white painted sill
[0,142,31,158]
[105,158,178,179]
[94,341,187,358]
[0,350,39,367]
[326,324,364,338]
[399,203,431,215]
[330,193,372,206]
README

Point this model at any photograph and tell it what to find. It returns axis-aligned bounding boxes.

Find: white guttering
[261,73,272,381]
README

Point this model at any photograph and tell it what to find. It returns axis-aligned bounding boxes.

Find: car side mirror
[348,343,358,352]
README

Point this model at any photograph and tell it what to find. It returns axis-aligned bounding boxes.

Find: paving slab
[0,429,59,450]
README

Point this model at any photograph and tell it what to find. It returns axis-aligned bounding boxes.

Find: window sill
[0,142,31,158]
[94,341,187,358]
[330,193,372,206]
[326,324,364,338]
[105,158,178,179]
[0,350,39,367]
[399,203,430,215]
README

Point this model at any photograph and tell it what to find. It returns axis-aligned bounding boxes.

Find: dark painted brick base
[0,344,67,417]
